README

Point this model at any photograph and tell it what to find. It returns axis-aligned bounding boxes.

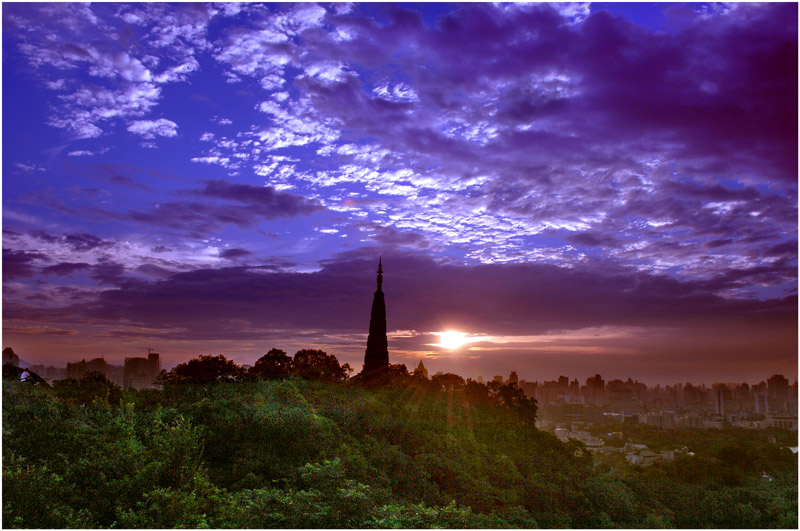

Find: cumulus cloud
[127,118,178,139]
[4,3,215,139]
[196,2,796,289]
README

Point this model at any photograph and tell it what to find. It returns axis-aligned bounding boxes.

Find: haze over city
[2,2,797,385]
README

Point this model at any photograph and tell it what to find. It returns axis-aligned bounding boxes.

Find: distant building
[625,449,663,466]
[518,380,537,399]
[641,412,676,429]
[584,374,605,402]
[123,349,161,389]
[768,374,789,401]
[493,375,503,383]
[712,386,725,415]
[66,359,87,379]
[767,375,790,413]
[508,371,518,385]
[414,360,429,379]
[755,393,769,415]
[66,357,111,380]
[770,415,798,430]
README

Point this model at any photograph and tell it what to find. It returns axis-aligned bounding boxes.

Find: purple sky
[2,2,797,385]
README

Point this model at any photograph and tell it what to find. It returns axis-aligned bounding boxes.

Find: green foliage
[2,377,797,528]
[52,371,122,406]
[117,472,241,528]
[3,453,93,528]
[292,349,352,381]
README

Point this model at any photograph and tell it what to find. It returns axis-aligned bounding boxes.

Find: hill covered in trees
[3,351,797,528]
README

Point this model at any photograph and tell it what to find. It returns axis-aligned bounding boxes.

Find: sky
[2,2,797,385]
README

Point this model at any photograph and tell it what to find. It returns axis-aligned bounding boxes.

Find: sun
[435,331,469,350]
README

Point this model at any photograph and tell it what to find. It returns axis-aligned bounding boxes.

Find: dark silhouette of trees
[495,382,537,426]
[160,354,245,385]
[465,378,490,401]
[250,348,293,379]
[463,379,537,425]
[354,363,410,388]
[431,372,465,391]
[52,371,121,405]
[292,349,351,381]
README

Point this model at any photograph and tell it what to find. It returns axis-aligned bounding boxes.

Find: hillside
[3,376,797,528]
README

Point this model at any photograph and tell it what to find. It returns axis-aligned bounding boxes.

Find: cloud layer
[2,3,796,382]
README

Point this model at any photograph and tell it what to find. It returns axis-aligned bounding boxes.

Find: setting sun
[434,331,469,350]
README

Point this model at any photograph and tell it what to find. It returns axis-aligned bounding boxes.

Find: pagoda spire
[363,258,389,375]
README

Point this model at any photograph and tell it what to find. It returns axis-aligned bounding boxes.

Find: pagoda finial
[377,257,383,290]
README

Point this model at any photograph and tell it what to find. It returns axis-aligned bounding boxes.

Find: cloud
[40,262,92,276]
[2,249,50,280]
[127,118,179,139]
[195,179,322,218]
[105,179,323,236]
[62,232,113,252]
[90,259,127,286]
[10,252,791,342]
[109,175,152,191]
[188,3,799,285]
[219,248,253,260]
[4,3,215,139]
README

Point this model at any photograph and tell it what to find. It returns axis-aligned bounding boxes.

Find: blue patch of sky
[591,2,670,31]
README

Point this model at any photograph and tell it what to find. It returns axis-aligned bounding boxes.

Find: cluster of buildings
[25,349,162,390]
[480,372,799,431]
[552,426,692,466]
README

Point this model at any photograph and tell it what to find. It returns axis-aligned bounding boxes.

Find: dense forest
[3,351,797,528]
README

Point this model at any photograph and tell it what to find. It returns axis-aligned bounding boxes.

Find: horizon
[3,3,797,386]
[11,345,797,390]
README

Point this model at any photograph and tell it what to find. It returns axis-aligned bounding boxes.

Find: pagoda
[362,258,389,375]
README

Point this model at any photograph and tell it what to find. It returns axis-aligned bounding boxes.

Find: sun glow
[434,331,470,350]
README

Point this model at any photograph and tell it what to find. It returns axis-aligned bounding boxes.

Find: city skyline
[10,344,797,391]
[2,3,797,385]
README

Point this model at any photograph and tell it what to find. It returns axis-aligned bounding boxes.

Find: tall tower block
[363,258,389,374]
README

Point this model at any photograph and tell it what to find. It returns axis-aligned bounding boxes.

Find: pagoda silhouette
[362,257,389,375]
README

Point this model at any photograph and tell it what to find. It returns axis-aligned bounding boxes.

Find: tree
[292,349,351,381]
[464,379,490,402]
[494,382,537,426]
[52,371,121,406]
[430,372,465,391]
[250,348,293,379]
[160,355,244,385]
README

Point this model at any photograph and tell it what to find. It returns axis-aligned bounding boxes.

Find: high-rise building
[123,349,161,389]
[508,371,519,385]
[362,258,389,376]
[767,374,789,401]
[712,386,725,415]
[584,374,605,403]
[755,393,769,415]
